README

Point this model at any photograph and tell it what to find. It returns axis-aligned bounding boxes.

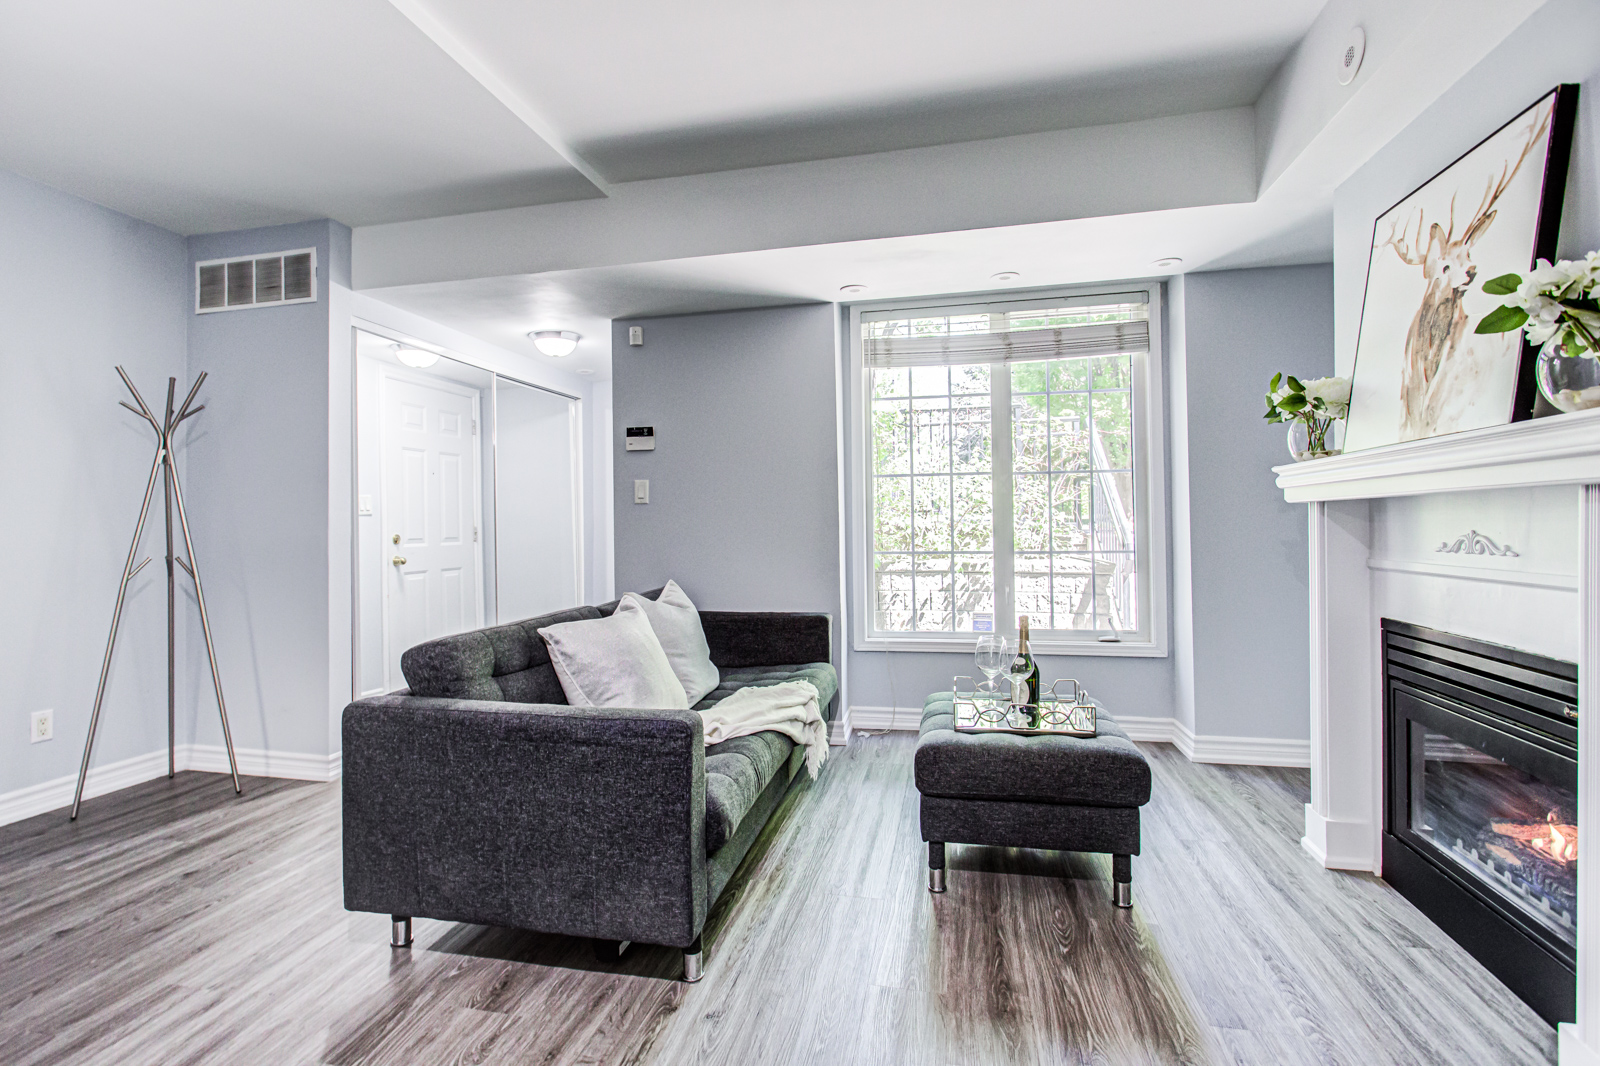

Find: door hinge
[474,525,479,543]
[472,418,478,435]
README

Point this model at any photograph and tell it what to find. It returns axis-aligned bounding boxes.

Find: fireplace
[1383,619,1579,1025]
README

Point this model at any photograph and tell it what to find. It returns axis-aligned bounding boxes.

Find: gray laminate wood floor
[0,734,1556,1065]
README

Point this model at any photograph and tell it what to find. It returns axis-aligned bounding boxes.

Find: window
[852,287,1166,655]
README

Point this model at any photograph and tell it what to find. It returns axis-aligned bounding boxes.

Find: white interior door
[381,371,483,688]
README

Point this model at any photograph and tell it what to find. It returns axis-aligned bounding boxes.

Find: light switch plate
[629,326,643,346]
[634,479,649,504]
[358,494,373,516]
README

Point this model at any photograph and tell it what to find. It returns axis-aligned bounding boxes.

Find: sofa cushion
[703,730,795,855]
[915,692,1151,809]
[401,606,601,702]
[695,663,838,721]
[539,599,689,710]
[624,580,720,705]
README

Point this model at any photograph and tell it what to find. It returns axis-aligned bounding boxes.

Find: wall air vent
[195,248,317,313]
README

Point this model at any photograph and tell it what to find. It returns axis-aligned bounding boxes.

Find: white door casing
[380,370,484,690]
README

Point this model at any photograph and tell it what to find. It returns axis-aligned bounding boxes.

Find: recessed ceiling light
[390,343,439,368]
[530,330,581,357]
[1153,257,1184,270]
[839,284,867,294]
[991,271,1021,282]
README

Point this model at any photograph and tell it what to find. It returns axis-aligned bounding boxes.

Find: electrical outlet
[30,709,53,744]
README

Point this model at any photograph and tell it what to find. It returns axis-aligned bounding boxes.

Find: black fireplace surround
[1383,619,1579,1026]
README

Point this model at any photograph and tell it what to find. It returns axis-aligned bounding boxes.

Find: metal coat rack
[71,367,241,820]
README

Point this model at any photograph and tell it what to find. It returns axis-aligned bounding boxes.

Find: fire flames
[1492,811,1578,864]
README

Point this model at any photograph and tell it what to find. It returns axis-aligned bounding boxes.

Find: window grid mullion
[991,364,1013,640]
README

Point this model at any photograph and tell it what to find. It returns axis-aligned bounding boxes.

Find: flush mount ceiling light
[531,330,581,357]
[576,368,595,376]
[1153,257,1184,270]
[991,271,1021,282]
[839,284,868,294]
[391,343,439,368]
[1337,26,1366,86]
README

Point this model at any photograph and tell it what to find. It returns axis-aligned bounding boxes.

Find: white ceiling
[415,0,1327,181]
[0,0,1325,233]
[0,0,598,233]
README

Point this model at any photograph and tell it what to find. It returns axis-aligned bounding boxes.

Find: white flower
[1301,376,1351,417]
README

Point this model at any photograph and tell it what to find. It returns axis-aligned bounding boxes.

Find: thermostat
[625,426,656,451]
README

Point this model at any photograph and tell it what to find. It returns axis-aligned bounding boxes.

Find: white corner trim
[846,706,1310,768]
[1560,1023,1600,1066]
[0,745,342,828]
[1367,556,1578,591]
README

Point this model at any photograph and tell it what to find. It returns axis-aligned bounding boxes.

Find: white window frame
[848,282,1168,657]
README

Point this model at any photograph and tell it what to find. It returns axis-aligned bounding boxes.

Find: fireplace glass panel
[1409,721,1577,950]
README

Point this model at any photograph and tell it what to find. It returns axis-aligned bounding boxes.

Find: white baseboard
[845,706,923,732]
[845,706,1311,768]
[185,744,342,782]
[0,744,342,828]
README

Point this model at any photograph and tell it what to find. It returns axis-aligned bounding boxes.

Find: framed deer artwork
[1345,84,1579,451]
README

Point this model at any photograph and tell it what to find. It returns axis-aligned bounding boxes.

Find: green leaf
[1285,376,1305,393]
[1268,372,1282,392]
[1278,394,1309,413]
[1474,304,1529,334]
[1481,273,1523,296]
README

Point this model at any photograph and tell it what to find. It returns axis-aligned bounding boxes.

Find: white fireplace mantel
[1277,410,1600,1065]
[1274,407,1600,503]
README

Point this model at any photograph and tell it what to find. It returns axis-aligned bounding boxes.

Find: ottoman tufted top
[915,692,1152,809]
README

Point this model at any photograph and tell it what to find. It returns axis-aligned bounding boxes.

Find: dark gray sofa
[341,591,836,982]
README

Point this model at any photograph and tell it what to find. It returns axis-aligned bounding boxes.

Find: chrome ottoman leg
[391,915,413,947]
[928,841,947,893]
[683,933,704,983]
[1112,854,1132,908]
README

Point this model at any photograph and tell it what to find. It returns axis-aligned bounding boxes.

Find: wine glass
[974,635,1008,697]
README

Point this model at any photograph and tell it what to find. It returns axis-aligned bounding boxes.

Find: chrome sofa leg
[928,841,946,893]
[1112,854,1132,908]
[391,915,413,948]
[682,934,704,983]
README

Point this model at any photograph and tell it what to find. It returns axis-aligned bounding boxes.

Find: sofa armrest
[342,695,707,948]
[699,611,832,668]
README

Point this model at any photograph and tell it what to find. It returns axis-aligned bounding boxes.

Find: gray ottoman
[915,691,1153,906]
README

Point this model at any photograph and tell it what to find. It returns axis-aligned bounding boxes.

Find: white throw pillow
[538,599,689,710]
[623,580,720,705]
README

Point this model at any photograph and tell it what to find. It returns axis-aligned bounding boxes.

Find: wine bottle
[1014,615,1041,706]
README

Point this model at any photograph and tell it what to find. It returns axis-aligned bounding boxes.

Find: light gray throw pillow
[623,579,720,704]
[538,599,689,709]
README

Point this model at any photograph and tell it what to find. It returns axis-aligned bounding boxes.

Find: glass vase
[1537,346,1600,414]
[1286,416,1342,462]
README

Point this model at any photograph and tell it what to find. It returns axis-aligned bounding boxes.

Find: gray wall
[1175,265,1333,741]
[184,219,351,759]
[0,169,189,795]
[611,305,841,669]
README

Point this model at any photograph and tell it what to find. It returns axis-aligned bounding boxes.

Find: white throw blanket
[698,680,828,778]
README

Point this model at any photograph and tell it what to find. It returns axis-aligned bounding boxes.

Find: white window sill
[853,636,1167,658]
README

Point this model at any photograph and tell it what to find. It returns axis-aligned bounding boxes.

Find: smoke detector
[1153,257,1183,271]
[840,284,868,295]
[1337,27,1365,86]
[991,271,1021,283]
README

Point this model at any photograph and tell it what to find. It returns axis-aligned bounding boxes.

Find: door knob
[392,555,407,565]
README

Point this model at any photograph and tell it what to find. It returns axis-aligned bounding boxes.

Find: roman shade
[861,292,1149,368]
